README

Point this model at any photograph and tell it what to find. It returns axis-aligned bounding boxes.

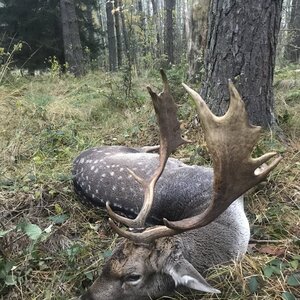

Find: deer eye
[124,274,142,285]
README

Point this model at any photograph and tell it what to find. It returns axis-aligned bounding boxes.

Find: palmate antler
[106,69,189,230]
[107,71,282,244]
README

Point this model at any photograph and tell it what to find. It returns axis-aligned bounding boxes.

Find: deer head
[80,70,281,300]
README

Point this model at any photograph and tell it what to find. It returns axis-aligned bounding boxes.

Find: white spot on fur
[120,168,124,172]
[91,166,95,171]
[104,152,111,155]
[80,158,85,164]
[112,186,116,191]
[101,173,106,177]
[95,168,99,173]
[118,176,122,180]
[94,159,99,164]
[86,176,89,180]
[96,189,99,194]
[110,171,115,176]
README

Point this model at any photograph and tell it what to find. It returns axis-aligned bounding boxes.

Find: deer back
[73,146,217,222]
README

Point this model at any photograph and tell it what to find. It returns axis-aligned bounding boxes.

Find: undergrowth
[0,66,299,300]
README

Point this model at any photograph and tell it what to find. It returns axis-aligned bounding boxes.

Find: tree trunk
[164,0,176,65]
[60,0,85,77]
[151,0,161,57]
[137,0,146,56]
[186,0,210,82]
[284,0,300,63]
[119,0,130,62]
[201,0,283,128]
[114,0,122,67]
[106,0,117,71]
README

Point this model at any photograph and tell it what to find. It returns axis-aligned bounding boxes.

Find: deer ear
[166,259,220,294]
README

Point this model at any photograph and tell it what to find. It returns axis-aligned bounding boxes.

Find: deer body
[73,146,250,299]
[73,71,281,299]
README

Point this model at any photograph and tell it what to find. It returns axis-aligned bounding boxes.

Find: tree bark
[114,0,122,67]
[284,0,300,63]
[151,0,161,57]
[119,0,130,62]
[60,0,85,77]
[201,0,283,128]
[186,0,210,82]
[137,0,147,55]
[106,0,117,71]
[164,0,176,65]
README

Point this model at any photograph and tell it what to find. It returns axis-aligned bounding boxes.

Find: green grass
[0,67,299,300]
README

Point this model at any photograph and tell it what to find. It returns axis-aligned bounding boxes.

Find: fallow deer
[72,70,281,300]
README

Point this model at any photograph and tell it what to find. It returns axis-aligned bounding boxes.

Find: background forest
[0,0,299,299]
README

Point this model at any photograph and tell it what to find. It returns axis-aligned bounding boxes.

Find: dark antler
[107,69,189,231]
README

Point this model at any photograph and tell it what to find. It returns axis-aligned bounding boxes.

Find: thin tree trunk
[187,0,210,82]
[151,0,161,57]
[60,0,85,77]
[106,0,117,71]
[119,0,130,62]
[284,0,300,63]
[114,0,122,67]
[164,0,176,65]
[137,0,146,55]
[201,0,283,128]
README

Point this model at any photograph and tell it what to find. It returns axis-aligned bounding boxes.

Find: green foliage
[0,0,100,72]
[0,0,64,71]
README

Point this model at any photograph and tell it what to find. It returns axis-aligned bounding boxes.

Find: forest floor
[0,66,299,300]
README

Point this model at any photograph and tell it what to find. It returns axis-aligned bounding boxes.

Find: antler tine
[164,81,282,231]
[107,70,188,231]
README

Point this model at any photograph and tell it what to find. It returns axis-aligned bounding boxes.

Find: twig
[250,238,288,244]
